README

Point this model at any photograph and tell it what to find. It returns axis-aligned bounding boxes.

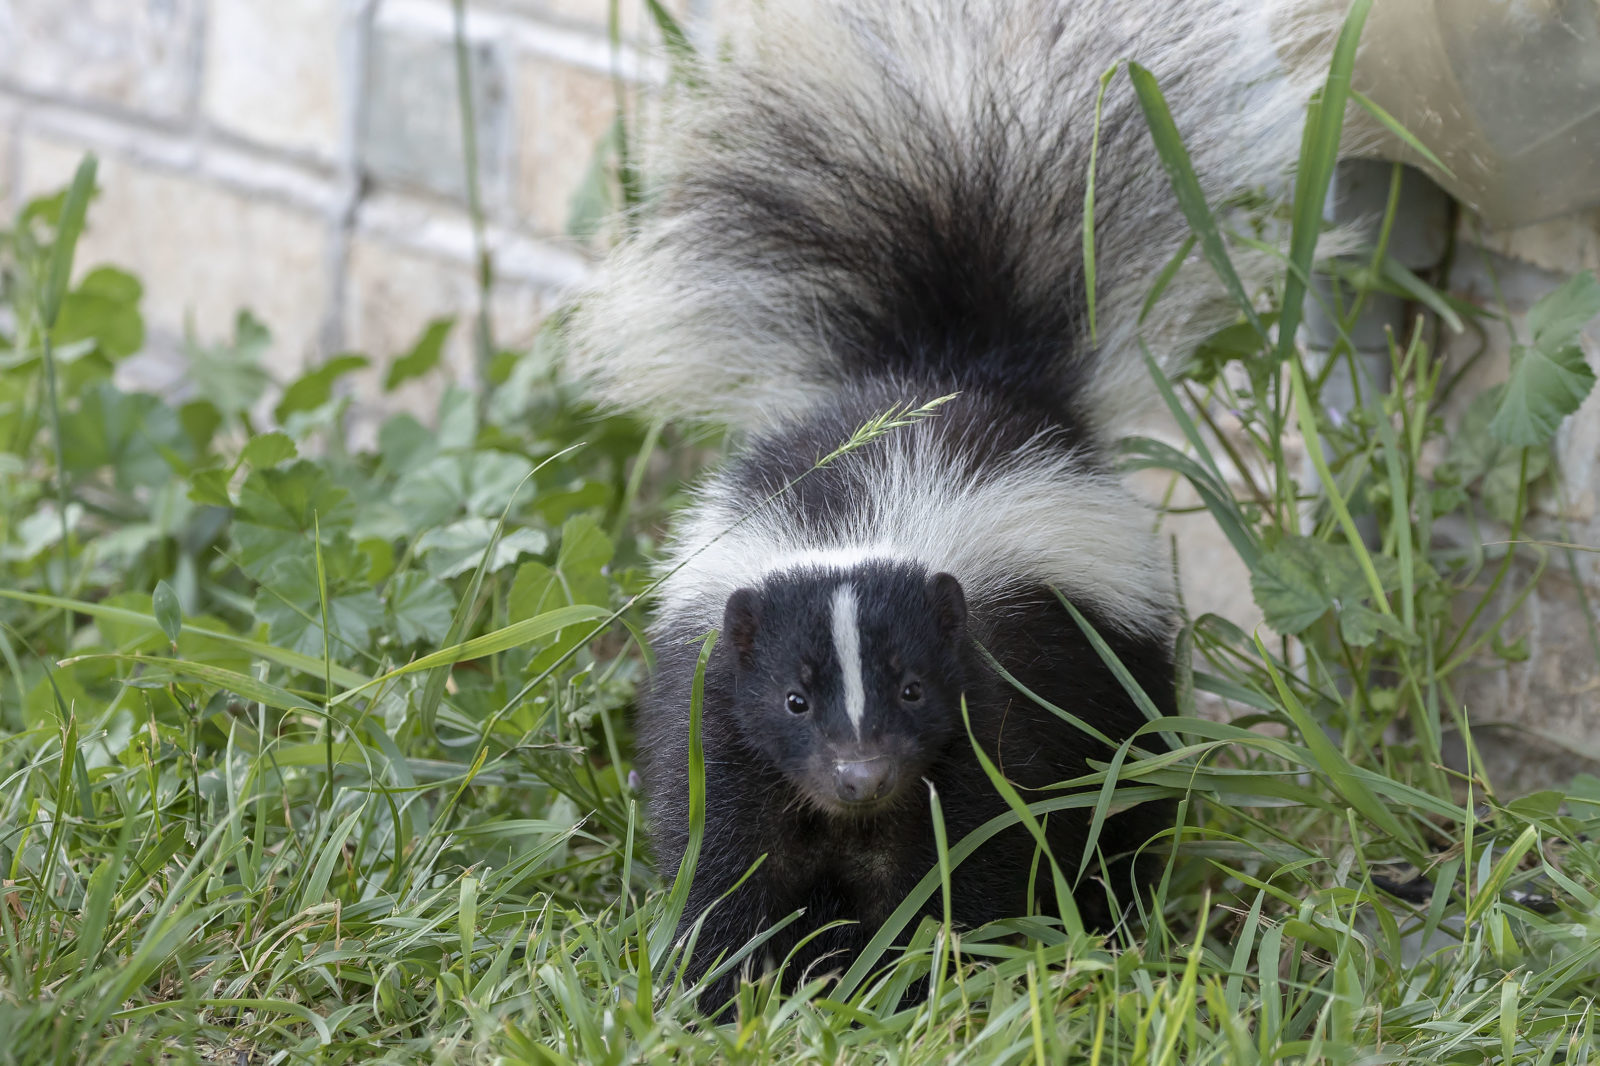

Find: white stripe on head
[830,584,867,738]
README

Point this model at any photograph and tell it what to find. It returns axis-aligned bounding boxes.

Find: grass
[2,1,1600,1062]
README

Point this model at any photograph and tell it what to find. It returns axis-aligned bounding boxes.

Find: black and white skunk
[568,0,1323,1005]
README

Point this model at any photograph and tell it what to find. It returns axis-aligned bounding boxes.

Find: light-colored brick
[486,0,691,38]
[17,134,332,380]
[0,0,200,120]
[1477,210,1600,276]
[342,230,547,441]
[203,0,344,159]
[0,98,16,209]
[514,54,616,235]
[1429,211,1600,789]
[1447,566,1600,795]
[361,24,510,202]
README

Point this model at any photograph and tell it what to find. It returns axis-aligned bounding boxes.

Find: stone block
[0,98,16,208]
[361,24,510,203]
[489,0,692,38]
[1428,217,1600,790]
[1477,209,1600,276]
[1447,567,1600,795]
[203,0,345,160]
[513,53,616,235]
[342,230,547,441]
[17,134,332,382]
[0,0,201,121]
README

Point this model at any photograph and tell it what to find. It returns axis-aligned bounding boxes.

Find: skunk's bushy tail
[567,0,1324,434]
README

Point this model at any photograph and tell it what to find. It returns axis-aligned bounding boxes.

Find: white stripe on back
[655,429,1175,641]
[830,584,867,737]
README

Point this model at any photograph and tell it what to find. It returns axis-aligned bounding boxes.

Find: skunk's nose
[833,757,896,805]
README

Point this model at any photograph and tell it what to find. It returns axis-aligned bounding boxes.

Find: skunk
[567,0,1323,1007]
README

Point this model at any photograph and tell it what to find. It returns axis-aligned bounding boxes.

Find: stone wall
[1437,212,1600,792]
[0,0,686,434]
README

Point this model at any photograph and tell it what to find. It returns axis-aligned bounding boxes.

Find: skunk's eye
[900,681,922,703]
[786,692,809,714]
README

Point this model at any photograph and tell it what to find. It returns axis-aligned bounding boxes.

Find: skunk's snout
[833,757,896,805]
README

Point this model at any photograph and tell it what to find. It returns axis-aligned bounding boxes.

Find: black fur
[639,483,1174,1010]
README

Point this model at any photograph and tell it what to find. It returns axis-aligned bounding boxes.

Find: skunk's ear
[723,588,763,665]
[927,573,967,646]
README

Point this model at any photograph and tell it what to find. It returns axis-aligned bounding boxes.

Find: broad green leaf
[2,502,83,562]
[392,451,542,529]
[435,386,479,451]
[378,412,439,473]
[508,560,560,623]
[391,455,470,527]
[555,514,613,606]
[416,518,547,580]
[504,518,613,672]
[1482,444,1548,522]
[60,384,191,489]
[233,460,355,580]
[1338,603,1414,648]
[1527,270,1600,352]
[384,571,456,645]
[187,465,233,508]
[255,553,384,657]
[1448,387,1551,520]
[1251,535,1403,645]
[465,452,539,518]
[384,316,454,392]
[178,399,222,454]
[186,310,273,419]
[241,431,297,469]
[152,581,181,646]
[1489,342,1596,447]
[275,354,369,422]
[1250,537,1332,635]
[52,266,144,359]
[361,536,396,585]
[1489,272,1600,446]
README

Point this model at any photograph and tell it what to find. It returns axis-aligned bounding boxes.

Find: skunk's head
[720,560,969,817]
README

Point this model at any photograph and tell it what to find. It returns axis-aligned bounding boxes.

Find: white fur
[657,424,1171,638]
[830,585,867,737]
[566,0,1334,438]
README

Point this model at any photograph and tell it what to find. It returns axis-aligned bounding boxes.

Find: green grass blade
[331,604,613,707]
[650,632,715,966]
[1128,63,1264,339]
[1275,0,1372,365]
[1083,61,1123,343]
